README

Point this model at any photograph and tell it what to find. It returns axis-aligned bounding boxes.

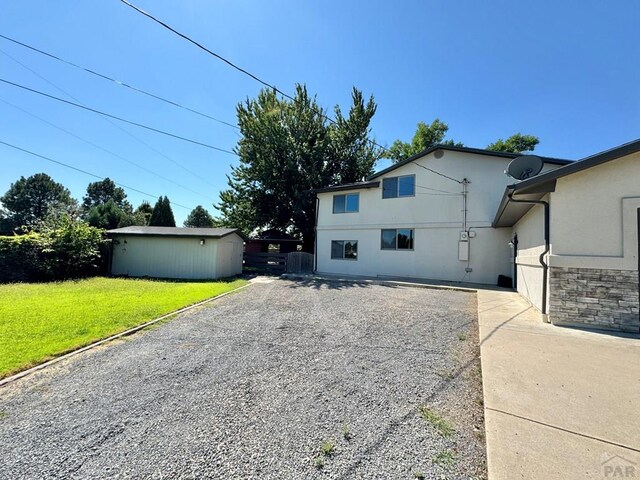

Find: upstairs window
[381,229,414,250]
[331,240,358,260]
[333,193,359,213]
[382,175,415,198]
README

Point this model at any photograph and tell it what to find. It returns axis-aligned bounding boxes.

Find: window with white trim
[382,175,415,198]
[333,193,359,213]
[331,240,358,260]
[381,229,414,250]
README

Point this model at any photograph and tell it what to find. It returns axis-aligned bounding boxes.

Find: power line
[0,140,193,211]
[117,0,465,185]
[0,33,239,130]
[0,49,223,187]
[414,163,463,184]
[0,97,217,202]
[0,77,236,155]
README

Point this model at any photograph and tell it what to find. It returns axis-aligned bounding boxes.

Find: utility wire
[413,163,463,184]
[0,140,193,210]
[0,49,229,188]
[0,97,216,202]
[117,0,464,185]
[0,77,236,155]
[0,33,239,130]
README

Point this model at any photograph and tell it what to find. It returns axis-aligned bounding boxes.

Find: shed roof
[107,226,246,239]
[493,138,640,227]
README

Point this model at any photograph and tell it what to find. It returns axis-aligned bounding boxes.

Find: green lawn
[0,277,247,378]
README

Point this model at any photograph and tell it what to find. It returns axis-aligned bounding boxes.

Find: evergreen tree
[134,201,154,226]
[0,173,77,231]
[184,205,214,228]
[149,196,176,227]
[82,178,131,213]
[85,199,142,230]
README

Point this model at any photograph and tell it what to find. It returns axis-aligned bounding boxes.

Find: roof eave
[312,181,380,194]
[492,180,557,227]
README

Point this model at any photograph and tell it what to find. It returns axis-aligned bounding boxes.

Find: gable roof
[107,226,246,240]
[369,144,572,180]
[493,138,640,227]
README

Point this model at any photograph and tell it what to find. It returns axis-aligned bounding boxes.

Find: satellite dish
[506,155,543,180]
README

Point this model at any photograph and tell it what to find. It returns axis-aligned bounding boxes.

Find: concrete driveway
[0,278,486,479]
[478,289,640,479]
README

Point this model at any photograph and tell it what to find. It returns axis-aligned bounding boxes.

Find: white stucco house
[107,226,245,280]
[313,145,570,285]
[494,139,640,332]
[313,140,640,333]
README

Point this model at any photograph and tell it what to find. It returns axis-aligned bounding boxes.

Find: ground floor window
[331,240,358,260]
[381,229,414,250]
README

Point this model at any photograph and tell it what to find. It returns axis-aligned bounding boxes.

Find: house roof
[493,138,640,227]
[312,180,380,194]
[369,144,573,180]
[107,226,246,239]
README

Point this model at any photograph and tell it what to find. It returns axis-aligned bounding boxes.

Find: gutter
[507,192,550,317]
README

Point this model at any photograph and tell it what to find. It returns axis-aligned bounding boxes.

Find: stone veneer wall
[549,266,639,333]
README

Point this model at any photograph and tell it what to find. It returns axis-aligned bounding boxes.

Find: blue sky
[1,0,638,223]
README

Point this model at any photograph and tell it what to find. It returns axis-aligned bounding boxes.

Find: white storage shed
[107,226,245,280]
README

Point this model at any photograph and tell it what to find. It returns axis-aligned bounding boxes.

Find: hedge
[0,221,107,283]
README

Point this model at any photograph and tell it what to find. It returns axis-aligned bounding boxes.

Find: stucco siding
[316,149,529,284]
[551,151,640,265]
[512,201,547,312]
[316,226,511,284]
[214,234,244,278]
[111,235,219,279]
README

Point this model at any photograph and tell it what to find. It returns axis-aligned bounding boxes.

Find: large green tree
[85,199,146,230]
[82,178,131,212]
[184,205,214,228]
[217,84,380,250]
[82,178,144,229]
[385,120,539,162]
[0,173,77,231]
[486,133,539,153]
[385,119,463,162]
[149,196,176,227]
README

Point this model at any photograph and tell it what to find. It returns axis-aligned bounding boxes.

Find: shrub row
[0,221,107,283]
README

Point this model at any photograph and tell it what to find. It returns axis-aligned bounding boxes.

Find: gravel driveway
[0,278,485,479]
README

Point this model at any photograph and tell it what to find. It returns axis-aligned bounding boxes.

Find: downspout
[507,193,550,316]
[313,194,319,273]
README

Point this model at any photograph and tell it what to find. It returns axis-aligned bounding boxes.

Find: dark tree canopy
[82,178,131,212]
[486,133,539,154]
[217,84,381,250]
[135,201,154,226]
[184,205,214,228]
[385,119,463,162]
[0,173,77,231]
[385,120,539,162]
[84,199,135,230]
[149,196,176,227]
